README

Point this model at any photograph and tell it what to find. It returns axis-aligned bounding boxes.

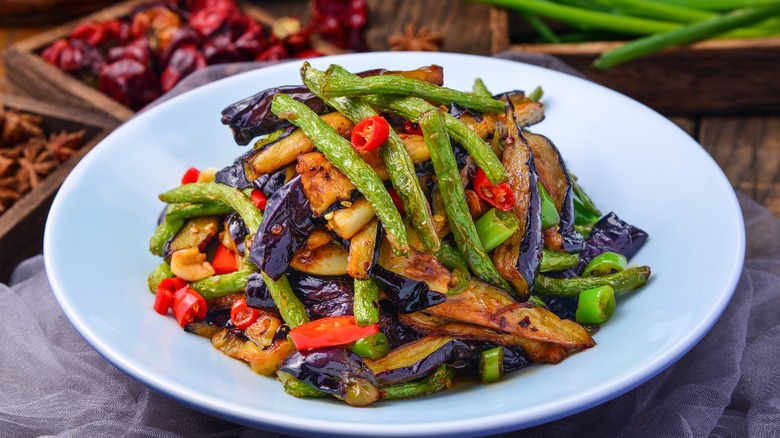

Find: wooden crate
[2,0,341,123]
[0,93,116,282]
[491,10,780,115]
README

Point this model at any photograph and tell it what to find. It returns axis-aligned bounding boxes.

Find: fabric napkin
[2,52,779,437]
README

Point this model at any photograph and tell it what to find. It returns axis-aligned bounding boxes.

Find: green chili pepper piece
[435,240,470,273]
[353,278,380,326]
[538,182,560,231]
[583,252,628,277]
[475,208,520,251]
[447,269,471,296]
[479,347,505,384]
[349,332,392,360]
[147,262,174,293]
[576,285,616,324]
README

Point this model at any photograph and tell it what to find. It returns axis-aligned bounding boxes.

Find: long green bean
[540,249,580,272]
[303,63,440,253]
[271,93,409,256]
[353,278,380,326]
[593,4,780,69]
[147,262,174,293]
[165,201,233,221]
[159,183,262,232]
[535,266,651,296]
[318,73,505,114]
[190,270,251,300]
[149,217,184,256]
[263,272,309,329]
[363,94,507,185]
[419,108,512,291]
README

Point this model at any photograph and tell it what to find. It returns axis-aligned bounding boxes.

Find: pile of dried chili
[41,0,369,111]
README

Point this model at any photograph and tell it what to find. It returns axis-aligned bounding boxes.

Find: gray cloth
[2,53,779,437]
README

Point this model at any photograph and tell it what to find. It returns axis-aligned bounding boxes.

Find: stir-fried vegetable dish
[147,62,651,406]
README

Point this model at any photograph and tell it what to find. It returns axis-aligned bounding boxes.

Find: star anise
[0,176,21,213]
[1,107,45,146]
[387,23,444,52]
[46,129,86,163]
[0,155,14,177]
[15,138,57,194]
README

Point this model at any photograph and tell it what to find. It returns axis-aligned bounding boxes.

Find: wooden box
[2,0,340,123]
[0,94,116,282]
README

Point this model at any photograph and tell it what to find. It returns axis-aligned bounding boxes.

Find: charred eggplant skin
[277,348,381,407]
[249,175,315,280]
[372,265,447,313]
[287,272,355,319]
[221,85,327,145]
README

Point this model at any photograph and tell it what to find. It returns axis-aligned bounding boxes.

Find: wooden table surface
[1,0,779,220]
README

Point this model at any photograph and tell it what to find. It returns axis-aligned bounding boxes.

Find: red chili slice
[402,120,423,136]
[350,116,390,151]
[154,277,188,315]
[472,167,515,211]
[212,243,238,274]
[387,187,405,216]
[230,298,259,330]
[250,188,267,211]
[181,167,200,184]
[289,315,379,350]
[173,287,207,328]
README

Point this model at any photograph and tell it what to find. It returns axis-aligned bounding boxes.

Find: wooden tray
[490,9,780,115]
[2,0,340,123]
[0,93,116,282]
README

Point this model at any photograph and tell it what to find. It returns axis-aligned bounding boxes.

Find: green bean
[263,272,309,329]
[363,94,507,185]
[382,364,453,400]
[534,266,651,297]
[190,270,251,300]
[280,374,327,398]
[149,217,184,256]
[521,12,562,43]
[147,262,174,293]
[353,278,380,326]
[419,108,512,291]
[435,240,470,273]
[318,72,505,114]
[593,4,780,69]
[652,0,780,11]
[159,183,262,232]
[165,201,233,221]
[540,249,580,272]
[527,86,544,103]
[472,78,493,97]
[270,93,409,256]
[303,63,439,253]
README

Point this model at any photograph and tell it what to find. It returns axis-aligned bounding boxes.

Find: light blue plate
[44,52,744,437]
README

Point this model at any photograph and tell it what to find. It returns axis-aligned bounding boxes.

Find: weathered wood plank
[699,115,780,217]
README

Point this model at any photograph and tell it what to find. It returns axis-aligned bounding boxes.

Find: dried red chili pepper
[41,39,68,65]
[107,38,151,65]
[58,39,105,74]
[312,0,369,51]
[160,45,206,92]
[70,22,110,47]
[98,58,161,110]
[159,26,203,68]
[255,44,288,62]
[189,0,239,37]
[131,6,181,51]
[201,30,243,64]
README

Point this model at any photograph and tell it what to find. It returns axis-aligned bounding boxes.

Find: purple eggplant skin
[278,348,381,407]
[245,272,275,310]
[371,265,447,313]
[224,212,248,255]
[221,85,328,145]
[375,338,470,385]
[562,212,649,278]
[287,272,354,319]
[541,296,578,321]
[502,346,532,372]
[249,175,316,280]
[214,150,255,190]
[379,301,422,348]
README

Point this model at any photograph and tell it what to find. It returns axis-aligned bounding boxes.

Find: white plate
[44,52,744,437]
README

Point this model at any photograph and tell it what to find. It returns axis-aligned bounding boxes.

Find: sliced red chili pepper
[230,298,259,330]
[173,287,207,328]
[212,243,238,274]
[154,277,188,315]
[289,315,379,350]
[402,120,423,136]
[250,188,267,211]
[472,167,515,211]
[351,116,390,151]
[181,167,201,184]
[387,187,405,216]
